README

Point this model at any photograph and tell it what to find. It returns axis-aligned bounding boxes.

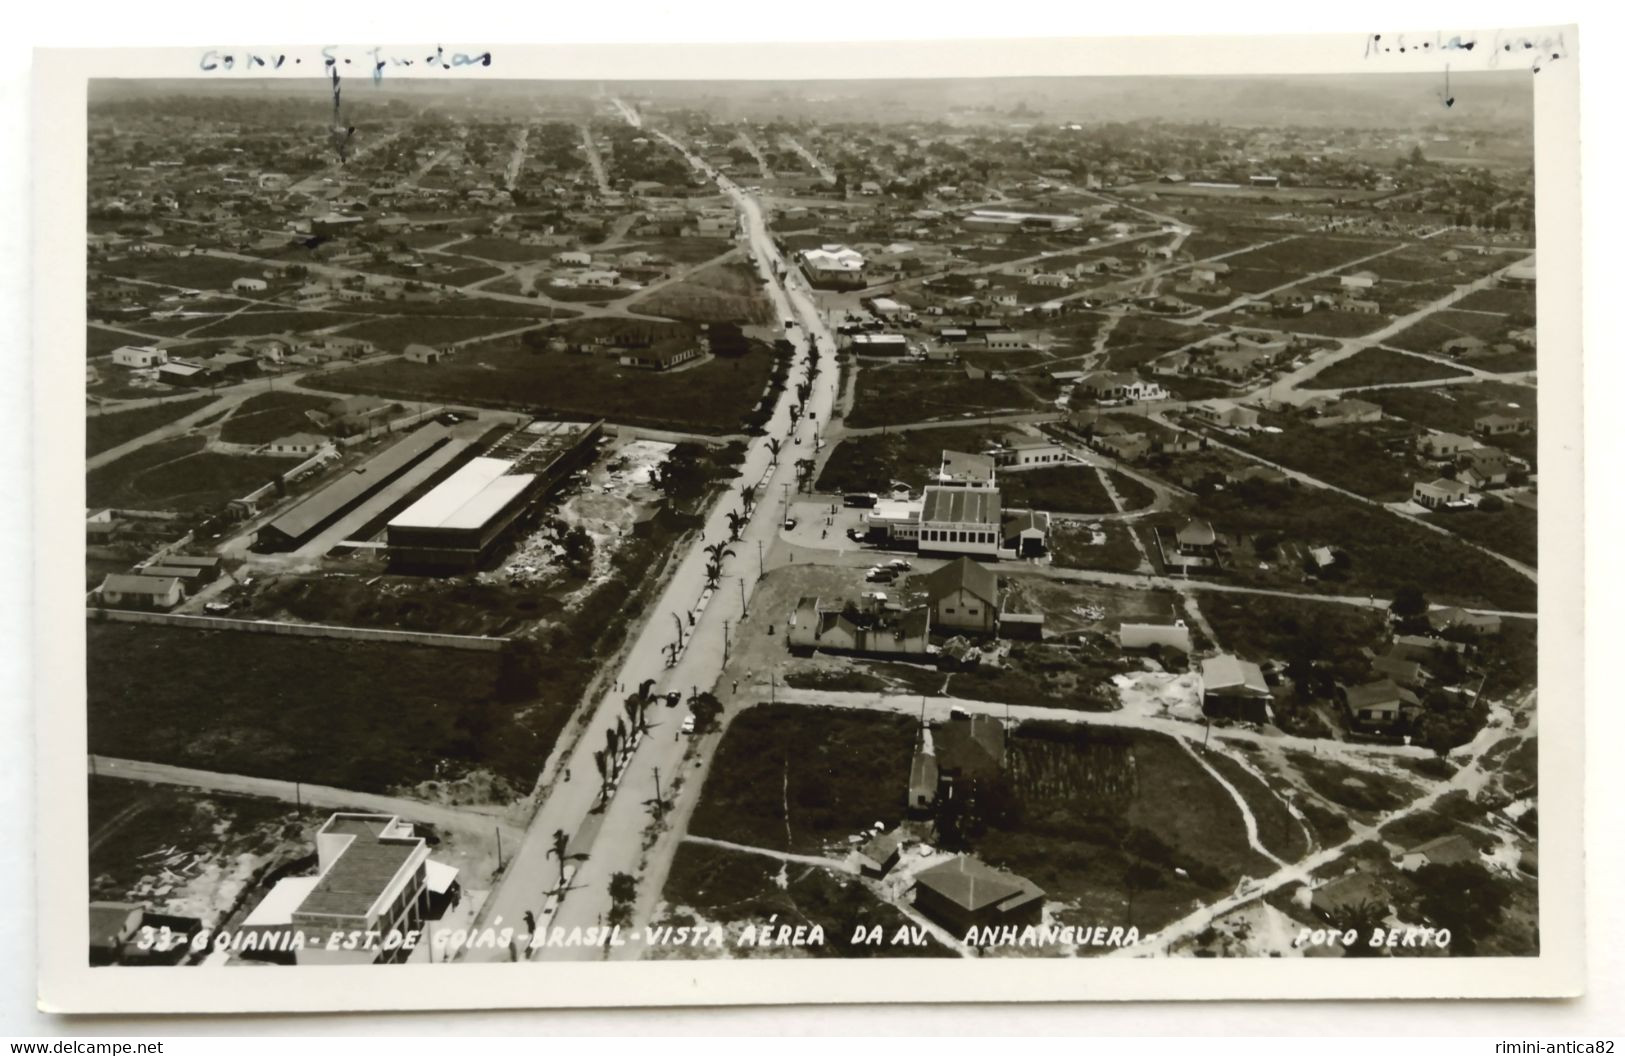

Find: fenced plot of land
[997,466,1138,515]
[690,706,917,856]
[1046,521,1148,574]
[86,621,574,799]
[86,396,214,456]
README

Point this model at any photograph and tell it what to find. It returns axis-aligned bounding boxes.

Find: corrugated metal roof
[921,486,1001,525]
[263,425,450,541]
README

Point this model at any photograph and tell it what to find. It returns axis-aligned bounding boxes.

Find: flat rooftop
[388,457,536,533]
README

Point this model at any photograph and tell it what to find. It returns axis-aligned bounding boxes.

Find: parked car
[680,715,696,735]
[783,517,797,530]
[866,568,897,583]
[887,559,912,571]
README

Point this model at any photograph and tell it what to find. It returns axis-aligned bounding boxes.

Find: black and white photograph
[28,25,1587,1015]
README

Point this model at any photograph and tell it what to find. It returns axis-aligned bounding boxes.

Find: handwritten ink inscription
[199,45,493,83]
[1364,29,1569,73]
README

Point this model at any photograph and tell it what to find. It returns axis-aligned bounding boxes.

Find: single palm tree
[547,828,571,890]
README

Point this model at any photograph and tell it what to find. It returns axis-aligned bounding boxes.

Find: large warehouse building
[254,425,456,552]
[385,457,539,572]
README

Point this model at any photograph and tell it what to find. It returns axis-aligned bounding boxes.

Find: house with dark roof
[1370,653,1425,689]
[1201,654,1272,724]
[1164,518,1220,570]
[1310,870,1389,920]
[1397,834,1480,871]
[1344,679,1420,732]
[1001,511,1051,558]
[934,714,1006,795]
[913,855,1044,936]
[855,828,906,878]
[921,556,1000,634]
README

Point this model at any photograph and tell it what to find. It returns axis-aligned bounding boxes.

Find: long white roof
[389,457,535,532]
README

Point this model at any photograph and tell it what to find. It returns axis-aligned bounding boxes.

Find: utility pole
[497,827,505,870]
[758,538,765,577]
[738,576,747,615]
[652,767,665,821]
[723,619,731,665]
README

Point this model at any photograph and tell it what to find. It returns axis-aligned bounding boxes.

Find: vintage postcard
[34,27,1583,1013]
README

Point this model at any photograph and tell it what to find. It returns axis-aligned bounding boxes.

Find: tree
[687,689,723,733]
[1389,585,1429,627]
[726,507,748,542]
[607,871,638,926]
[547,828,571,891]
[767,437,783,466]
[1325,899,1389,957]
[559,524,595,578]
[1412,861,1509,954]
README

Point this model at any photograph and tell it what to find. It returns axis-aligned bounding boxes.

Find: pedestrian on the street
[524,910,537,934]
[564,767,571,782]
[732,679,739,694]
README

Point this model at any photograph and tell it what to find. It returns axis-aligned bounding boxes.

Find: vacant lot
[218,391,331,444]
[319,337,781,434]
[1368,384,1536,463]
[191,310,357,340]
[455,237,555,263]
[1199,592,1387,677]
[99,255,268,291]
[637,261,774,325]
[1423,504,1537,567]
[86,436,298,511]
[1047,521,1148,574]
[655,842,954,958]
[1216,415,1420,501]
[846,362,1052,429]
[690,706,917,855]
[946,641,1126,711]
[1388,310,1519,354]
[1302,348,1471,390]
[815,425,1014,494]
[998,466,1118,515]
[974,724,1276,936]
[86,396,214,456]
[331,313,538,352]
[1185,477,1536,610]
[86,621,574,798]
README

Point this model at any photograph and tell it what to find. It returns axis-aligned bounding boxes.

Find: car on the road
[203,601,234,614]
[680,715,696,735]
[783,517,797,530]
[866,568,897,583]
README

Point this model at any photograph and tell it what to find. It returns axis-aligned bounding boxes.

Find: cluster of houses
[1411,418,1532,510]
[92,551,224,612]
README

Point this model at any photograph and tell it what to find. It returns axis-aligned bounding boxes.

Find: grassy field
[1367,384,1536,464]
[945,642,1125,712]
[1198,592,1387,677]
[974,724,1276,936]
[1216,415,1420,501]
[1388,310,1521,354]
[218,391,331,444]
[317,335,782,434]
[98,255,268,290]
[656,843,954,958]
[689,706,917,855]
[1184,477,1537,611]
[330,313,538,351]
[86,396,214,456]
[814,425,1014,494]
[86,621,575,798]
[1202,752,1313,862]
[1047,521,1148,574]
[1301,348,1471,390]
[454,237,555,263]
[845,362,1052,429]
[86,436,298,511]
[997,466,1119,515]
[1423,504,1538,567]
[636,261,774,325]
[190,310,357,339]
